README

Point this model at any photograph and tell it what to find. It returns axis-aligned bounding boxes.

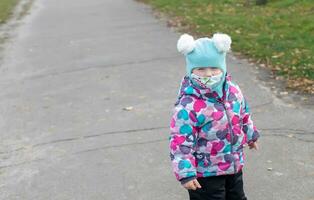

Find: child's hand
[183,179,202,190]
[248,141,259,150]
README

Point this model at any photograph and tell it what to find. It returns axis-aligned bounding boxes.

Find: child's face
[192,67,222,77]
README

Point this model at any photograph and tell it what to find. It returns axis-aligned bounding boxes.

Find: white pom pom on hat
[212,33,232,53]
[177,33,196,55]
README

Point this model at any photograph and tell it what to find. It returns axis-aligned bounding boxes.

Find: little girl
[169,33,260,200]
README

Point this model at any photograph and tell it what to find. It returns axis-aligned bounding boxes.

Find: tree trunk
[256,0,267,5]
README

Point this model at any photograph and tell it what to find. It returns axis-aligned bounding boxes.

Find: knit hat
[177,33,232,78]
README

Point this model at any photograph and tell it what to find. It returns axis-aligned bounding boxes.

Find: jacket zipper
[220,101,237,174]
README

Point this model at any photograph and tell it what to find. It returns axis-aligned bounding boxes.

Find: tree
[256,0,267,5]
[245,0,267,6]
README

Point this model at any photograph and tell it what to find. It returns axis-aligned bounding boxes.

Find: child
[169,33,260,200]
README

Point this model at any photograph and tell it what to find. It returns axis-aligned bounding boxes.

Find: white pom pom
[177,34,195,55]
[212,33,232,53]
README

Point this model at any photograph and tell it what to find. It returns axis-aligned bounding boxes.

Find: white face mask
[190,73,223,89]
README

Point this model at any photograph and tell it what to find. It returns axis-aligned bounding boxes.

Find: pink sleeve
[241,98,260,144]
[169,106,198,181]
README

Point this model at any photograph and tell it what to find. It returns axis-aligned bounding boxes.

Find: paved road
[0,0,313,199]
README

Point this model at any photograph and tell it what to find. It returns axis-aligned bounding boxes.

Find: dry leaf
[123,106,133,111]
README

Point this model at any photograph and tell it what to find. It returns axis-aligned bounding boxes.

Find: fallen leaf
[123,106,134,111]
[272,52,285,58]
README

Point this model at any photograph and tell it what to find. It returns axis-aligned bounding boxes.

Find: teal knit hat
[177,33,232,78]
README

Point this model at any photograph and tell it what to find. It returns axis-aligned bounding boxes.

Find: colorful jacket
[169,74,260,183]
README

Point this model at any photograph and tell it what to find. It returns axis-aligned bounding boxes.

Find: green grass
[140,0,314,91]
[0,0,19,24]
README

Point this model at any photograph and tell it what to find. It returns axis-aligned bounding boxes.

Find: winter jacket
[169,74,260,184]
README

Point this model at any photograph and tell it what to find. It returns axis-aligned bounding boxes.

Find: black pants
[188,170,247,200]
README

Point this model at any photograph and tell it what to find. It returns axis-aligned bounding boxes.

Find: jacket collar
[176,73,232,103]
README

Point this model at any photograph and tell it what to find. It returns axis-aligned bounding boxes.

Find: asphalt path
[0,0,313,199]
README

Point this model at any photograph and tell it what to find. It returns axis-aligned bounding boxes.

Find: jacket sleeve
[241,97,260,144]
[169,105,198,182]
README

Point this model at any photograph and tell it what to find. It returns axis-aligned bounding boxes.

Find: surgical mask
[190,73,223,89]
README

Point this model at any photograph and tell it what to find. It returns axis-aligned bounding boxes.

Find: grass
[138,0,314,93]
[17,0,35,20]
[0,0,19,24]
